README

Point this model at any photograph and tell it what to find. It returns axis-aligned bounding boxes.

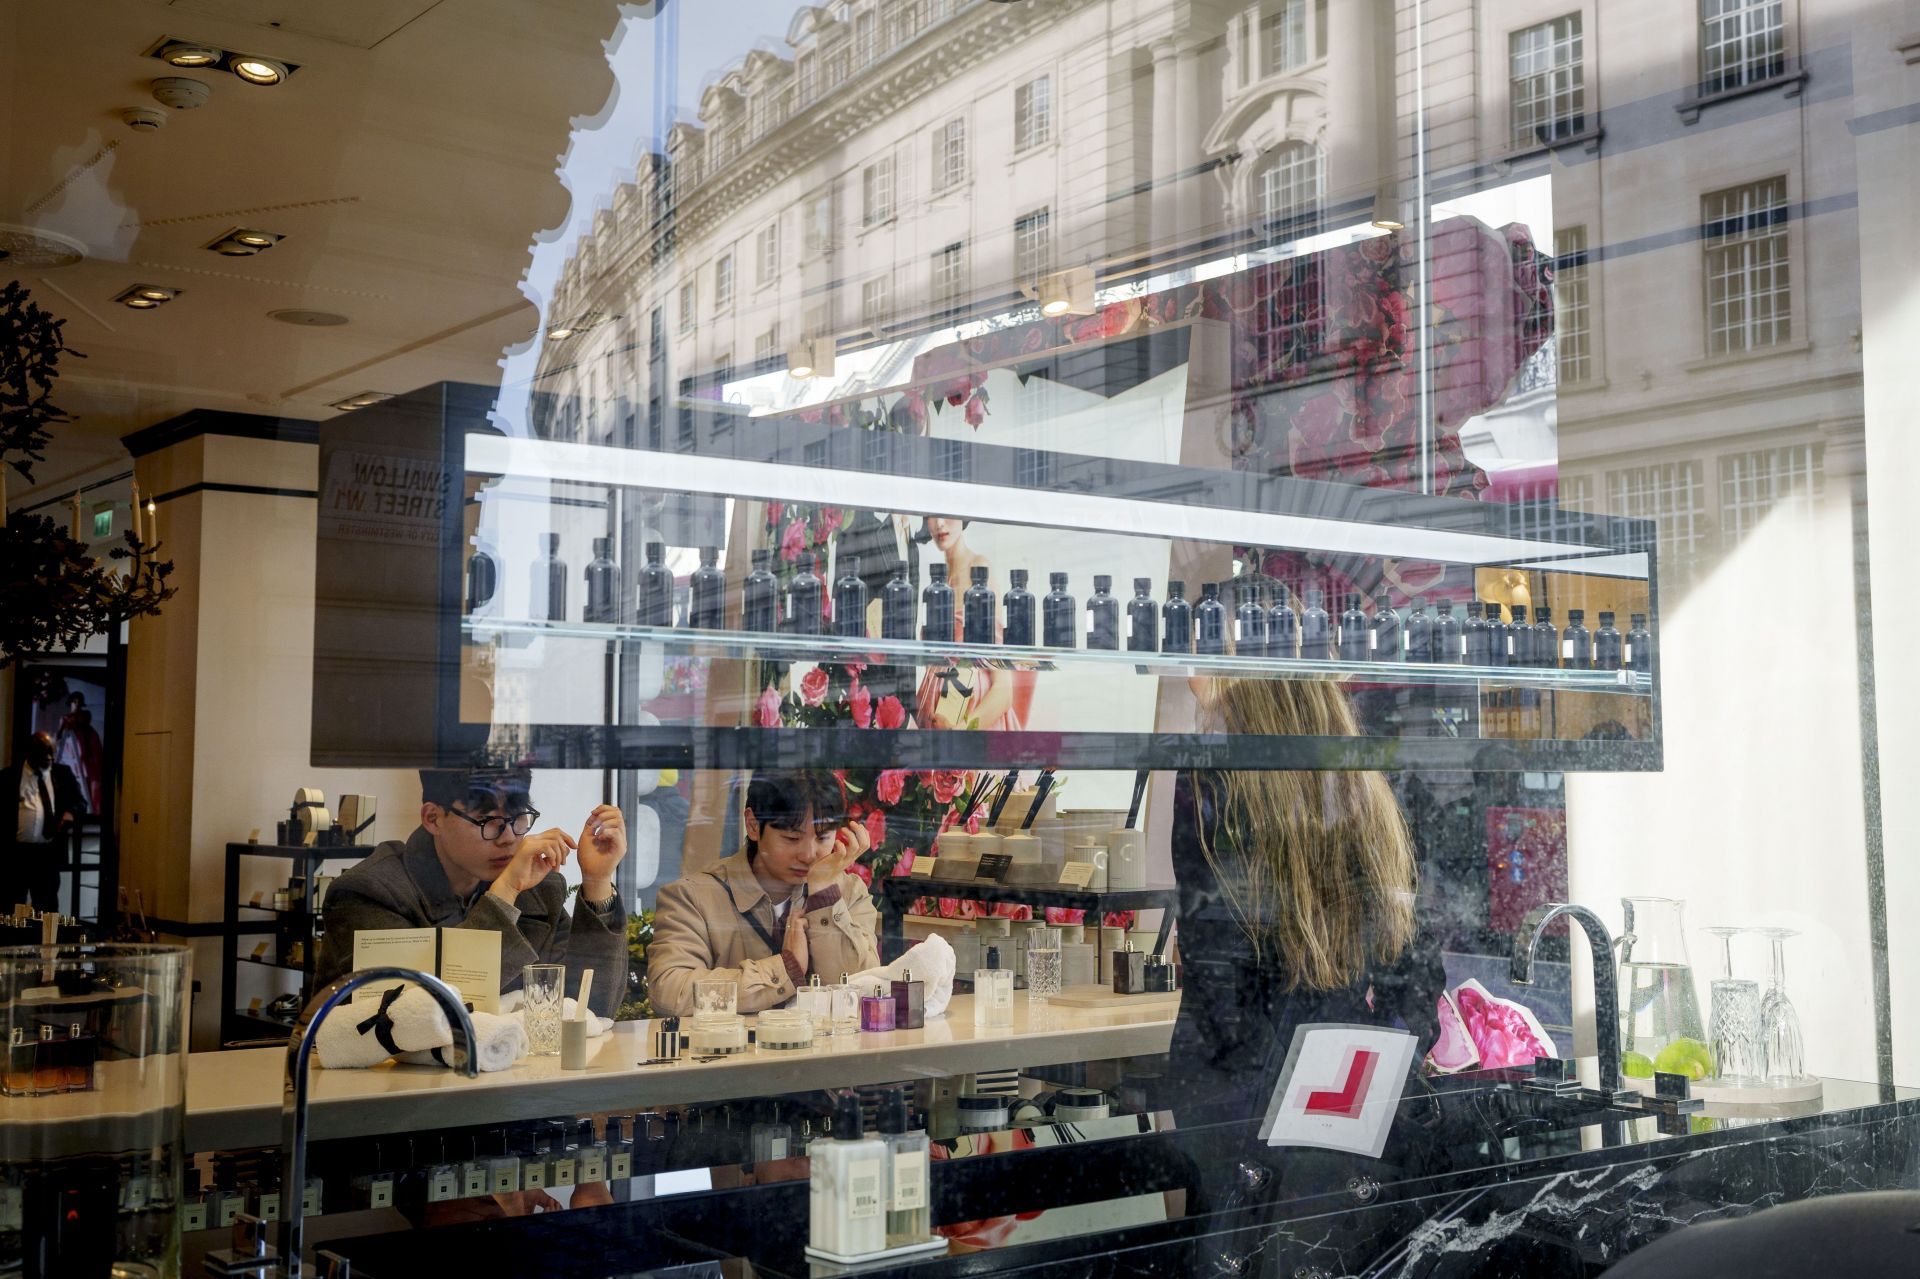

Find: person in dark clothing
[316,768,628,1016]
[4,732,86,912]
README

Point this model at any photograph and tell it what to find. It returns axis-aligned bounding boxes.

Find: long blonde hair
[1193,678,1418,992]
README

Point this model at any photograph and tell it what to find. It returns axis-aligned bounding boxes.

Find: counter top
[185,993,1177,1150]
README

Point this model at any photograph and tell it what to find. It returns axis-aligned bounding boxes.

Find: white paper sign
[1257,1023,1417,1158]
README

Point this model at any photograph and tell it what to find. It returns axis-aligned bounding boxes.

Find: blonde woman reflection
[912,516,1030,732]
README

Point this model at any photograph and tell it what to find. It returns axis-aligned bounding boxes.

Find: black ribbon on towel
[354,984,406,1057]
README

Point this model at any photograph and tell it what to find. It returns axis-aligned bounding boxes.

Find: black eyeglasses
[444,807,539,841]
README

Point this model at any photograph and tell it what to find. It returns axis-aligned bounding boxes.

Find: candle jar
[859,993,897,1032]
[757,1008,814,1051]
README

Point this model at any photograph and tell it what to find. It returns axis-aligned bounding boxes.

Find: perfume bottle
[878,1090,930,1244]
[1111,942,1149,995]
[744,548,780,632]
[533,533,567,622]
[1299,592,1331,660]
[1373,602,1403,662]
[1193,582,1227,655]
[1486,603,1510,668]
[859,993,896,1032]
[1594,610,1624,671]
[789,551,824,636]
[4,1025,40,1096]
[466,543,498,614]
[962,565,996,644]
[973,954,1015,1029]
[834,556,870,638]
[1042,572,1077,648]
[1504,604,1528,666]
[636,540,674,627]
[1085,575,1119,650]
[1626,613,1653,673]
[1002,569,1037,646]
[1162,580,1193,653]
[881,565,917,640]
[1463,600,1491,665]
[1234,578,1268,658]
[1126,578,1159,653]
[584,537,621,624]
[1562,608,1592,670]
[33,1025,61,1093]
[1338,594,1370,662]
[890,969,925,1031]
[63,1022,93,1092]
[809,1092,888,1259]
[1435,598,1463,664]
[1268,584,1299,660]
[1405,598,1433,662]
[921,563,954,642]
[688,546,725,630]
[1532,608,1559,669]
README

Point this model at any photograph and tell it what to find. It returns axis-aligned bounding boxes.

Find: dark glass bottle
[1042,572,1078,648]
[1373,601,1402,661]
[1562,608,1592,670]
[743,548,779,632]
[1594,610,1624,671]
[1463,599,1490,665]
[1486,602,1510,668]
[1086,575,1119,650]
[1193,582,1227,655]
[585,537,620,624]
[636,540,673,627]
[1503,604,1528,666]
[963,565,996,644]
[1234,577,1268,657]
[788,551,823,636]
[1003,569,1037,646]
[1162,580,1193,654]
[921,563,954,642]
[466,544,497,614]
[1626,613,1653,674]
[1300,591,1331,660]
[834,556,870,638]
[1532,607,1558,670]
[688,546,725,630]
[533,533,567,622]
[1338,594,1370,661]
[1405,597,1434,662]
[1267,584,1299,660]
[1434,598,1463,664]
[880,565,916,640]
[1126,578,1158,653]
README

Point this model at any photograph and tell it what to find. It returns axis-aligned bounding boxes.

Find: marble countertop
[184,991,1178,1150]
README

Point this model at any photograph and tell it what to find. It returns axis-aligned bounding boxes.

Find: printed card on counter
[1056,861,1096,888]
[908,857,938,878]
[351,926,500,1013]
[975,853,1014,882]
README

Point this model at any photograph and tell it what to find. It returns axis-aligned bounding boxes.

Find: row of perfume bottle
[2,1023,97,1096]
[809,1088,933,1259]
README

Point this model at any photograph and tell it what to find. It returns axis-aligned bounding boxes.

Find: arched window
[1256,142,1324,232]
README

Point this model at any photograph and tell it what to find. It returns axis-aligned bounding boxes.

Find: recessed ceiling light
[160,41,220,66]
[205,227,283,256]
[231,56,289,86]
[328,391,396,412]
[1031,265,1097,317]
[115,284,178,308]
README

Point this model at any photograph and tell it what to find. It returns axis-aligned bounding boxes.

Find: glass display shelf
[463,616,1652,695]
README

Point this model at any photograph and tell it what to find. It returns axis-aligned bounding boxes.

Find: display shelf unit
[875,876,1178,969]
[219,842,371,1047]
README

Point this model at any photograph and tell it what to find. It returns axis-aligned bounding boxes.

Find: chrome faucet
[1511,903,1635,1104]
[278,968,477,1275]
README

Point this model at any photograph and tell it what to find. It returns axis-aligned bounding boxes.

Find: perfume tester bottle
[1434,598,1463,664]
[688,547,725,630]
[1268,585,1299,659]
[880,565,916,641]
[789,552,824,636]
[1085,576,1119,650]
[833,557,870,639]
[1126,578,1159,653]
[1003,570,1037,647]
[921,564,954,642]
[1234,578,1268,658]
[744,549,779,632]
[532,533,567,622]
[1042,573,1078,648]
[1594,610,1624,671]
[585,537,621,623]
[1299,592,1331,660]
[1161,581,1192,653]
[1337,595,1370,662]
[1193,583,1227,655]
[636,540,674,627]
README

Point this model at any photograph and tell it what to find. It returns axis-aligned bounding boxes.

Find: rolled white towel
[397,1010,528,1073]
[315,983,455,1068]
[498,992,613,1037]
[843,934,957,1018]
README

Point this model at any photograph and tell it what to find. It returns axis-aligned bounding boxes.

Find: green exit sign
[92,504,113,539]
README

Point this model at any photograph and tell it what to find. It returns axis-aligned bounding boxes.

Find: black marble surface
[327,1071,1919,1279]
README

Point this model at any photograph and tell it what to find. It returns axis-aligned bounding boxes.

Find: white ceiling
[1,0,624,501]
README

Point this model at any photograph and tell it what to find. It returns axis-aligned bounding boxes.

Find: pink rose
[926,770,966,805]
[864,808,886,848]
[875,694,906,730]
[964,392,987,428]
[755,685,782,728]
[818,506,844,538]
[875,769,909,805]
[766,500,784,525]
[850,681,873,728]
[892,848,917,876]
[799,667,829,707]
[965,811,982,835]
[779,519,807,563]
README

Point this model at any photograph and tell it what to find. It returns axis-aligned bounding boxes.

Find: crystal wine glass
[1751,927,1805,1085]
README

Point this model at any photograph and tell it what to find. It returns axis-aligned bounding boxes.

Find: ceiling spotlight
[327,391,396,412]
[206,227,283,256]
[787,336,836,380]
[231,56,289,86]
[159,40,221,67]
[1030,265,1097,318]
[115,284,178,308]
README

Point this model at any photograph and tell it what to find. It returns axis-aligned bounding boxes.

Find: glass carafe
[1616,897,1706,1070]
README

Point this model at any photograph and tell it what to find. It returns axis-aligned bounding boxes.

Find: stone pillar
[1324,0,1387,210]
[1150,38,1182,255]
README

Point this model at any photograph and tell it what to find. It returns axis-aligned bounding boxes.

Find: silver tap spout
[279,968,477,1275]
[1511,903,1631,1102]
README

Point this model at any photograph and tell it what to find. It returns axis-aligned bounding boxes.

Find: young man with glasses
[316,768,628,1015]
